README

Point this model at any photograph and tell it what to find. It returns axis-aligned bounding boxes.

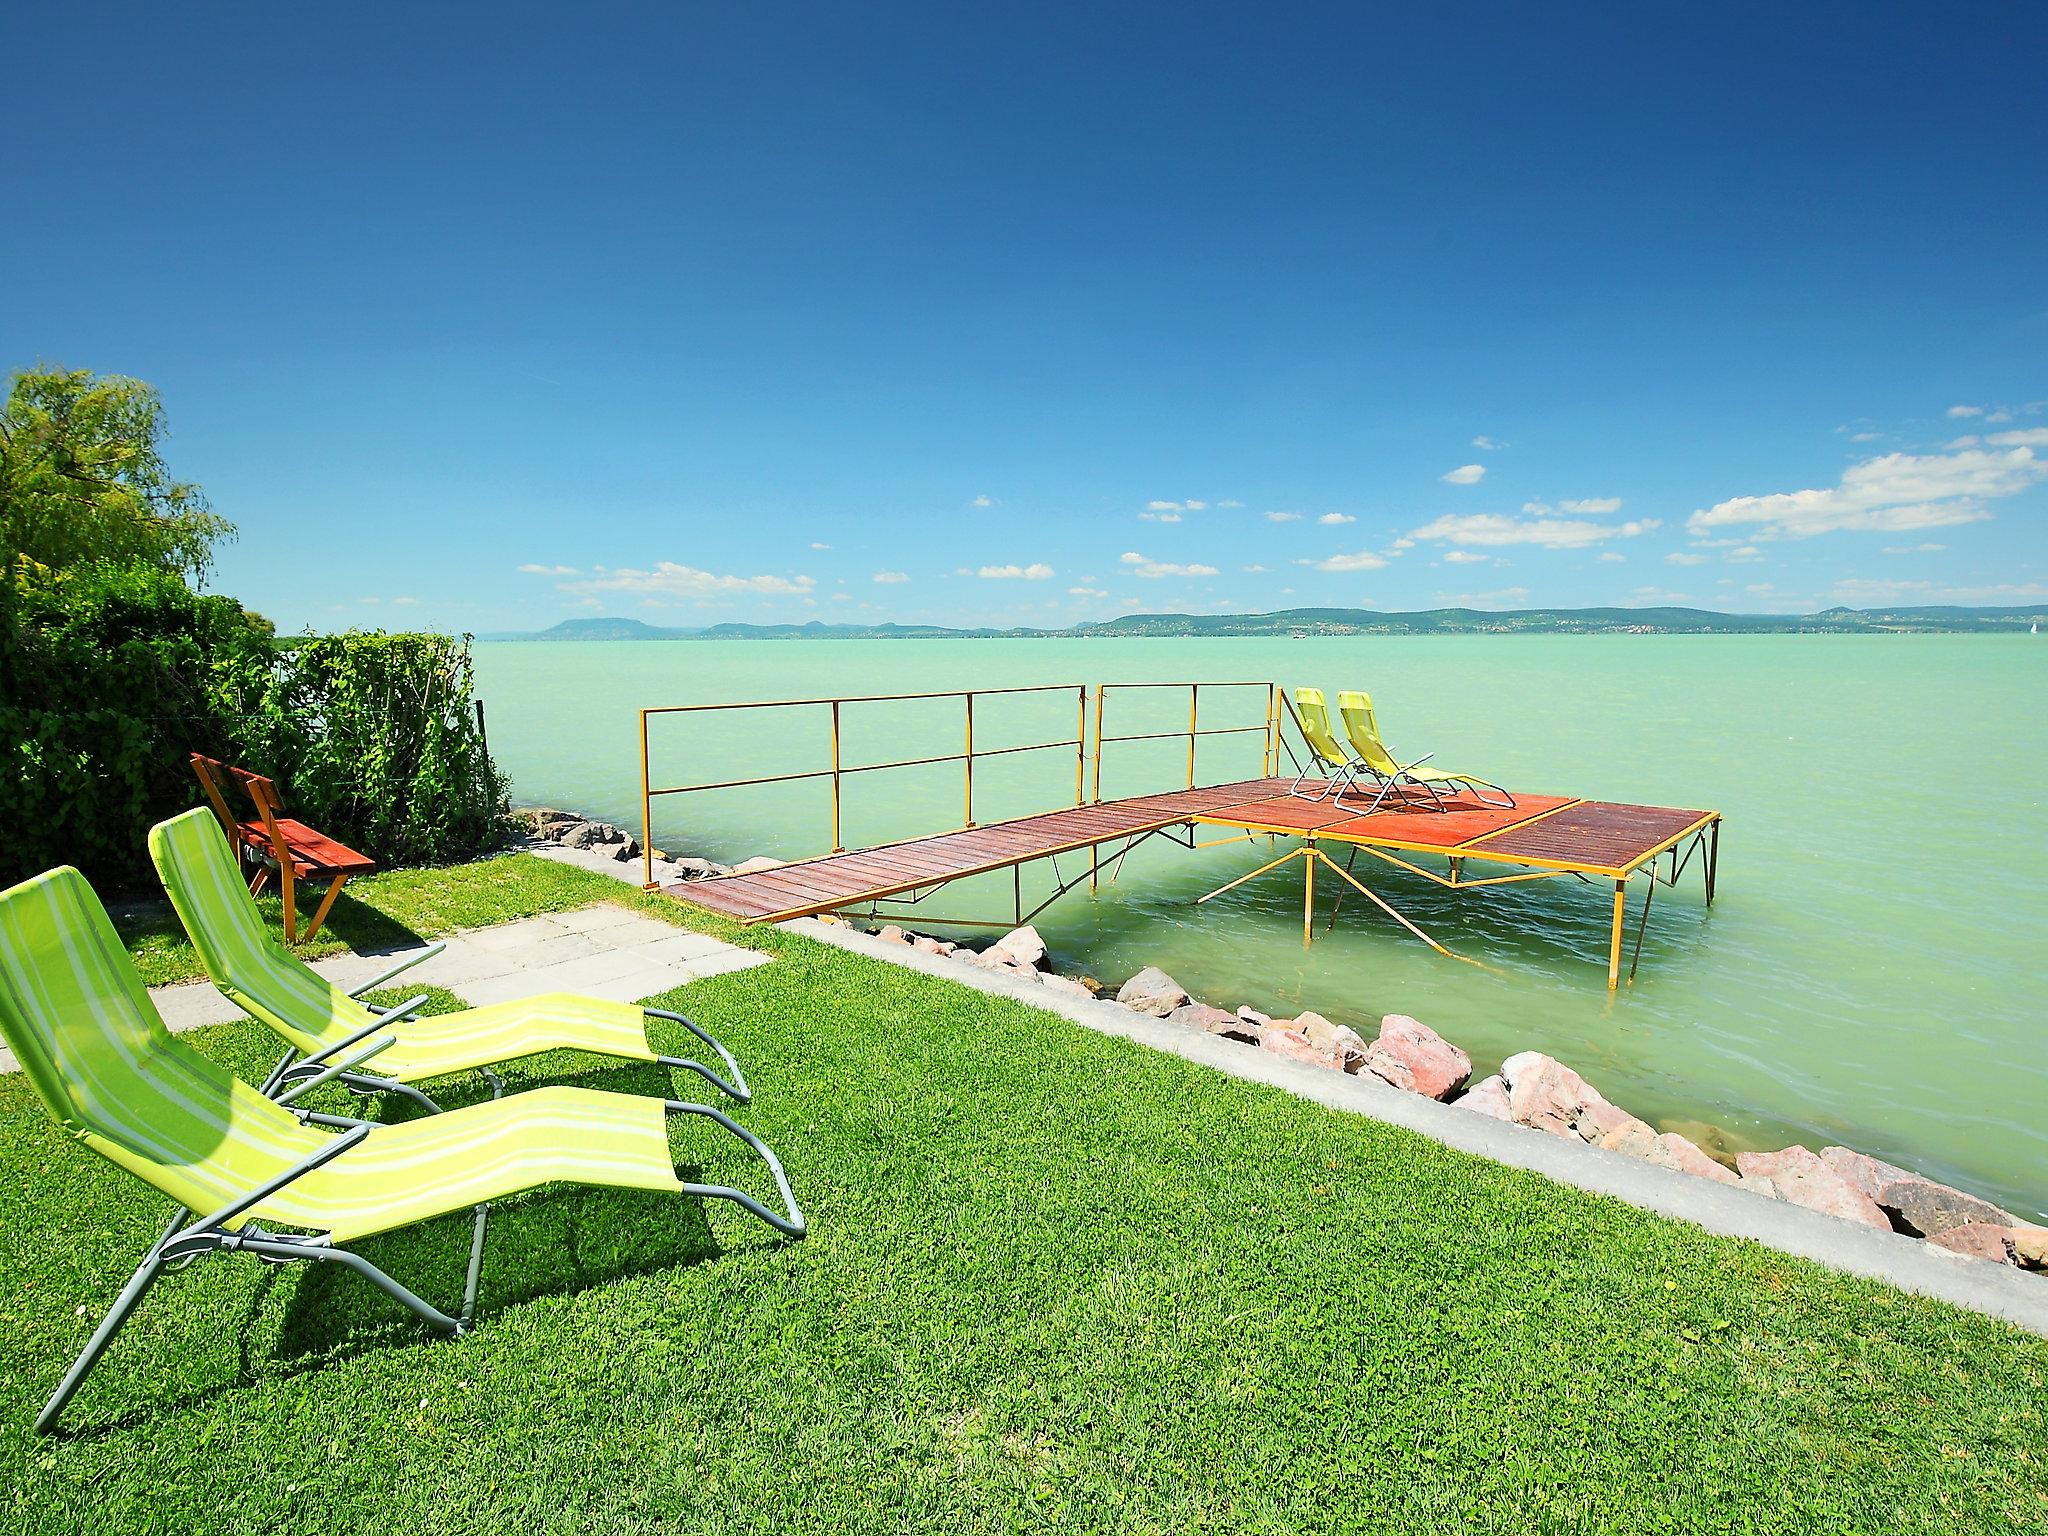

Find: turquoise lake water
[474,636,2047,1220]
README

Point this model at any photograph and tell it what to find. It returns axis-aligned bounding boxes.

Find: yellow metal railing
[637,685,1089,889]
[1089,681,1282,802]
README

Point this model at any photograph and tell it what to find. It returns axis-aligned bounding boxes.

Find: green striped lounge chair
[0,864,805,1434]
[149,807,750,1115]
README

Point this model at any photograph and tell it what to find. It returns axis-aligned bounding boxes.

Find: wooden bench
[189,754,377,943]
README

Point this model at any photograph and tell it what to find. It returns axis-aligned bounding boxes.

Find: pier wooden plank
[663,775,1716,924]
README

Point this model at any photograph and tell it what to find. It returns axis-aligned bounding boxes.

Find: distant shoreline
[480,604,2046,642]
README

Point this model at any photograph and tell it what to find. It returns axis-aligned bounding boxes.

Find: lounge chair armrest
[178,1125,371,1239]
[1395,752,1435,775]
[645,1008,751,1102]
[289,1005,418,1073]
[274,1037,397,1108]
[367,991,431,1026]
[346,943,446,998]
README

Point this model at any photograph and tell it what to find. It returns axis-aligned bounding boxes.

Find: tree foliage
[0,368,234,579]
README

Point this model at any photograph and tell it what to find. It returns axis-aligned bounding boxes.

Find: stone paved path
[0,903,770,1072]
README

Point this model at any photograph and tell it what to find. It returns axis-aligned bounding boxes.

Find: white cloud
[1139,510,1183,523]
[519,563,578,576]
[1068,586,1108,597]
[1264,511,1302,523]
[1216,499,1243,508]
[1881,543,1945,555]
[1119,551,1218,578]
[1317,512,1356,525]
[830,592,851,602]
[1442,550,1489,564]
[1146,500,1182,512]
[1688,444,2045,538]
[1242,563,1269,573]
[1314,550,1390,573]
[1849,431,1880,442]
[811,541,832,550]
[1559,497,1623,514]
[1833,577,2048,604]
[1726,545,1764,563]
[1597,552,1626,563]
[1441,464,1486,485]
[872,570,910,584]
[1146,498,1209,512]
[977,563,1055,580]
[561,562,814,598]
[391,596,419,606]
[1410,513,1660,549]
[1471,436,1506,451]
[1987,427,2048,447]
[1665,552,1709,566]
[972,495,994,508]
[1439,585,1530,607]
[1946,405,1984,418]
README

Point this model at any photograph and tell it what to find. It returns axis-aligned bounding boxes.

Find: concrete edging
[784,917,2048,1339]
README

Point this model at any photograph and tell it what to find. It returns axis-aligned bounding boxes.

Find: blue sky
[6,3,2045,631]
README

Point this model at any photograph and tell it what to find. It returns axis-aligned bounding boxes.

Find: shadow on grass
[292,890,429,955]
[271,1180,724,1366]
[113,888,429,967]
[57,1062,759,1441]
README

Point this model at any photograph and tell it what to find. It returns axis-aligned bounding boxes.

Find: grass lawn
[3,855,2044,1533]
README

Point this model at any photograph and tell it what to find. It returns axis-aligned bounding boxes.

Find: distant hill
[484,617,707,641]
[481,604,2046,641]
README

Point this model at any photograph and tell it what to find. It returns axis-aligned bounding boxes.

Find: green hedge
[221,631,510,870]
[2,558,509,891]
[1,560,271,888]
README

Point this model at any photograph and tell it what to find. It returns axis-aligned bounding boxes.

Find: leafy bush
[0,558,275,888]
[2,560,510,891]
[223,631,511,868]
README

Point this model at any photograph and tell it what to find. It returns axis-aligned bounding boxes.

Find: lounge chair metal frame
[1335,690,1516,813]
[150,808,756,1111]
[1,861,808,1437]
[35,1092,804,1435]
[1287,688,1382,803]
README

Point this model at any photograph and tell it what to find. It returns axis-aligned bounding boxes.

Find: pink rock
[1362,1015,1472,1100]
[986,924,1048,970]
[910,935,954,956]
[1499,1051,1609,1139]
[1256,1023,1328,1068]
[1818,1146,1917,1203]
[1575,1101,1638,1141]
[1235,1005,1273,1028]
[1646,1132,1739,1185]
[1167,1002,1240,1032]
[1819,1148,2017,1238]
[2012,1226,2048,1271]
[1296,1012,1368,1073]
[1930,1224,2018,1264]
[1734,1147,1890,1229]
[1039,974,1094,999]
[1115,966,1189,1017]
[1457,1075,1513,1120]
[1582,1108,1660,1160]
[876,925,909,945]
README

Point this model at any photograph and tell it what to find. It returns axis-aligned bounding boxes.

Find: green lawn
[3,856,2044,1533]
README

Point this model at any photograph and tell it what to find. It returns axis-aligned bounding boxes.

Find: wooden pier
[655,690,1722,989]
